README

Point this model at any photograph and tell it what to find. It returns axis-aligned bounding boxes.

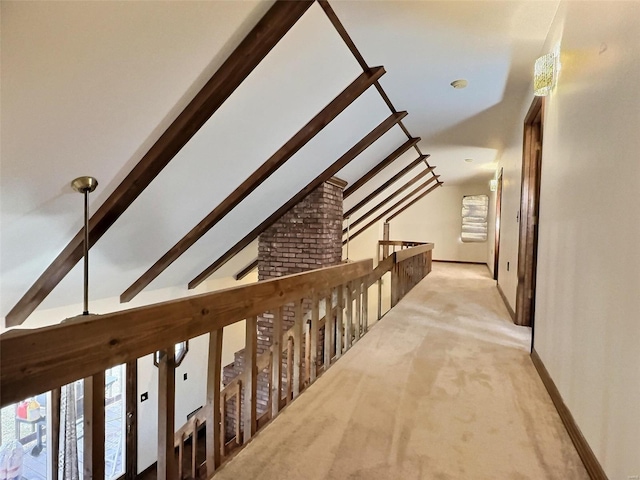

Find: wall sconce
[534,48,560,96]
[489,179,498,192]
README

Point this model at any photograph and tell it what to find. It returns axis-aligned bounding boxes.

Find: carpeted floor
[214,263,589,480]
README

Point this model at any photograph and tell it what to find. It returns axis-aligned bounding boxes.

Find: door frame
[493,168,503,281]
[515,96,544,328]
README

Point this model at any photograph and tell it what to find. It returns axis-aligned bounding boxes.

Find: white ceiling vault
[0,0,558,326]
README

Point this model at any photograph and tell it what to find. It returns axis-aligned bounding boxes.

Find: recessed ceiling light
[464,158,473,163]
[451,79,468,89]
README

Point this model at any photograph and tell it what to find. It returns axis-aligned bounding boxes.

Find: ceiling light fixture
[71,176,98,315]
[450,79,468,89]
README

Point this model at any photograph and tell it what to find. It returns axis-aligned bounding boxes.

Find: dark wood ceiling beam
[344,181,442,245]
[343,140,423,199]
[343,168,438,233]
[344,164,435,218]
[5,0,315,327]
[189,111,406,289]
[120,66,386,303]
[386,182,443,223]
[234,259,259,281]
[318,0,432,166]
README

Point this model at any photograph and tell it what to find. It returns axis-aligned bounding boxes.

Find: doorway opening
[516,97,544,331]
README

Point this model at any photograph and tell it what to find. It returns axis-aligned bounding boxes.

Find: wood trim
[157,349,176,480]
[243,317,257,443]
[121,67,385,302]
[234,259,258,281]
[530,350,608,480]
[188,112,405,288]
[516,96,544,327]
[345,180,440,244]
[345,170,438,232]
[205,328,223,474]
[344,165,434,218]
[343,144,423,199]
[496,282,516,322]
[0,259,371,407]
[317,0,431,165]
[84,372,106,480]
[125,360,138,480]
[385,181,442,223]
[5,0,315,327]
[432,260,484,265]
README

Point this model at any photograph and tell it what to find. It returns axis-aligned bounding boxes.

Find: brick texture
[222,179,344,440]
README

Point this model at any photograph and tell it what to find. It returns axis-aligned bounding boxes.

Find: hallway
[214,263,588,479]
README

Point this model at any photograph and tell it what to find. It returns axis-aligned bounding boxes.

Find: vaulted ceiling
[0,0,558,327]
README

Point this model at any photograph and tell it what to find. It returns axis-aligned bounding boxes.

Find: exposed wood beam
[344,164,435,218]
[386,182,444,222]
[345,181,442,244]
[121,67,385,303]
[343,140,423,199]
[343,168,437,233]
[188,111,406,289]
[5,0,315,326]
[235,259,259,281]
[318,0,432,166]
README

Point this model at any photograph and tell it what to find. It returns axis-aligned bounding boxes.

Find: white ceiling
[0,0,558,325]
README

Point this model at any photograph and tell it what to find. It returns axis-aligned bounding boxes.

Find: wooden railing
[0,243,433,479]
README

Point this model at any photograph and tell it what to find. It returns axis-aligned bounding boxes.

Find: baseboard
[530,349,608,480]
[432,259,485,265]
[496,282,515,322]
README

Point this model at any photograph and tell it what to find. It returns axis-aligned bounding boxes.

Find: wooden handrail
[1,243,433,479]
[0,259,371,407]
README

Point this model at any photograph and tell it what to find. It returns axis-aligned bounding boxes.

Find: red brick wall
[222,178,345,439]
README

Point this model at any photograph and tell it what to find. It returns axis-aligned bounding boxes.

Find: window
[461,195,488,242]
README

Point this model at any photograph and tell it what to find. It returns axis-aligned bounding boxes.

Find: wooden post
[220,393,226,459]
[324,292,334,371]
[244,317,257,444]
[83,371,105,480]
[310,292,319,382]
[206,328,223,474]
[362,280,369,333]
[235,382,242,446]
[271,307,283,418]
[293,299,304,398]
[157,348,176,480]
[336,286,344,359]
[345,282,353,350]
[191,420,198,477]
[391,263,399,307]
[383,223,390,258]
[125,360,138,480]
[354,281,362,342]
[286,338,293,404]
[51,388,61,480]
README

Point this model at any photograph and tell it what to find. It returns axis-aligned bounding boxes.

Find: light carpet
[214,263,588,480]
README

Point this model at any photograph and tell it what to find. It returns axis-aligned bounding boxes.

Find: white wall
[495,1,640,477]
[385,184,490,264]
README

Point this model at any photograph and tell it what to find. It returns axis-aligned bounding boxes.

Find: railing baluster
[336,286,344,359]
[244,316,257,444]
[362,279,369,334]
[324,291,333,371]
[157,348,176,480]
[178,433,184,480]
[286,337,293,403]
[83,371,105,480]
[293,299,303,398]
[235,382,242,446]
[206,328,223,473]
[345,281,353,350]
[271,306,283,418]
[51,387,61,480]
[310,291,319,382]
[192,420,198,478]
[220,393,226,459]
[354,281,362,342]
